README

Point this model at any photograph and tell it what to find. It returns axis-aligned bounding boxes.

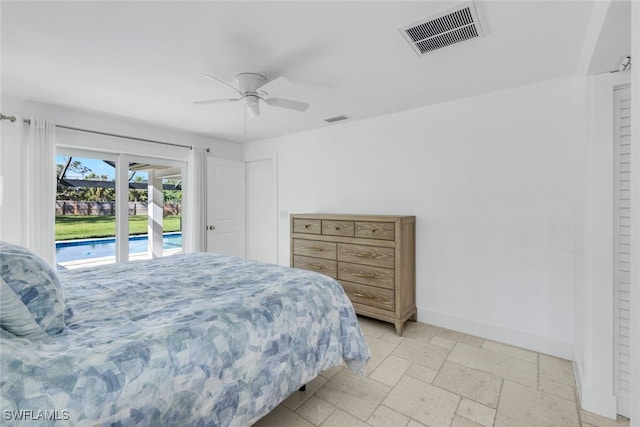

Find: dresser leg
[395,321,404,336]
[410,311,418,322]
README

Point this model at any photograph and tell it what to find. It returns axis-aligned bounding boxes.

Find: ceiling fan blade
[193,98,241,105]
[199,73,241,95]
[265,97,309,112]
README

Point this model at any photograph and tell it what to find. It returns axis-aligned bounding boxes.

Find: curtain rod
[0,113,193,150]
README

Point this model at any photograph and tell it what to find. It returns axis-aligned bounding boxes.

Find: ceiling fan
[194,72,309,118]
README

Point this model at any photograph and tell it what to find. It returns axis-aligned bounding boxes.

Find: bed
[0,241,370,426]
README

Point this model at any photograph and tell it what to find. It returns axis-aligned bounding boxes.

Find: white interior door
[613,84,631,418]
[246,156,277,264]
[206,157,245,258]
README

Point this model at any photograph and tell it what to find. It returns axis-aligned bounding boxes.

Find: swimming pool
[56,233,182,262]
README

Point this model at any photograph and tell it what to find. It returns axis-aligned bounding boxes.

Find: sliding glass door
[126,160,184,262]
[55,148,186,269]
[55,151,118,268]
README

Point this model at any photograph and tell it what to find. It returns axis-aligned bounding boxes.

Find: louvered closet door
[613,84,631,418]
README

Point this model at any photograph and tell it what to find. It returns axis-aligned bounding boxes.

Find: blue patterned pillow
[0,241,65,336]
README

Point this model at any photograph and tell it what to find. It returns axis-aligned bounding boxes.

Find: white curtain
[25,117,57,265]
[0,116,56,265]
[184,146,206,252]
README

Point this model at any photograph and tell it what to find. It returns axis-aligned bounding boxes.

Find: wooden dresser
[290,213,416,335]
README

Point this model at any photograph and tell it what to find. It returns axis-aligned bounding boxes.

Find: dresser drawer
[293,219,321,234]
[355,221,395,240]
[322,220,355,237]
[293,239,337,260]
[340,280,394,311]
[293,255,337,279]
[338,243,394,269]
[338,262,394,289]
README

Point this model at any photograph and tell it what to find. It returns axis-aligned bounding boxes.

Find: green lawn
[55,215,181,240]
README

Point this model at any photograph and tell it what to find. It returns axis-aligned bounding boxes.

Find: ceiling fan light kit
[195,72,309,119]
[245,95,260,118]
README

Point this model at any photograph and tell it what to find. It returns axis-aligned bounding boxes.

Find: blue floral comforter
[0,253,370,426]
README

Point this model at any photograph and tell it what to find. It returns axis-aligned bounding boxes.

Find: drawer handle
[334,226,341,230]
[371,228,379,233]
[353,272,377,279]
[308,247,324,252]
[352,292,369,298]
[309,264,325,270]
[303,224,311,229]
[353,252,374,258]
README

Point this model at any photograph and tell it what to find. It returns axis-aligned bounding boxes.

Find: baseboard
[418,308,574,360]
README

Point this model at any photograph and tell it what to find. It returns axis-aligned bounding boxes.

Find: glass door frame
[57,147,187,264]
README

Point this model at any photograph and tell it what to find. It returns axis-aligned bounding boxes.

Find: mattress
[0,252,370,426]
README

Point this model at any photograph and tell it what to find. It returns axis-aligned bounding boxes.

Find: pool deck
[58,248,182,269]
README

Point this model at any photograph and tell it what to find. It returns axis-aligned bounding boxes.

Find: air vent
[400,2,484,56]
[324,115,350,123]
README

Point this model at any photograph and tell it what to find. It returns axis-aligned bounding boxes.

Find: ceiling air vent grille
[324,115,350,123]
[400,2,484,56]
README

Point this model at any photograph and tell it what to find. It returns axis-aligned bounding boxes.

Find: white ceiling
[587,0,631,75]
[0,1,625,144]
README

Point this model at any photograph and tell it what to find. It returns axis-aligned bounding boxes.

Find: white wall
[1,95,243,160]
[244,75,585,359]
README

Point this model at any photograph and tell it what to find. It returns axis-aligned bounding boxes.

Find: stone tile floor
[253,316,630,427]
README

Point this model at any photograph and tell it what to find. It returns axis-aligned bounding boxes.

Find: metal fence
[55,201,181,216]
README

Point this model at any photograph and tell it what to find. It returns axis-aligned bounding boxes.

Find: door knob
[207,225,216,230]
